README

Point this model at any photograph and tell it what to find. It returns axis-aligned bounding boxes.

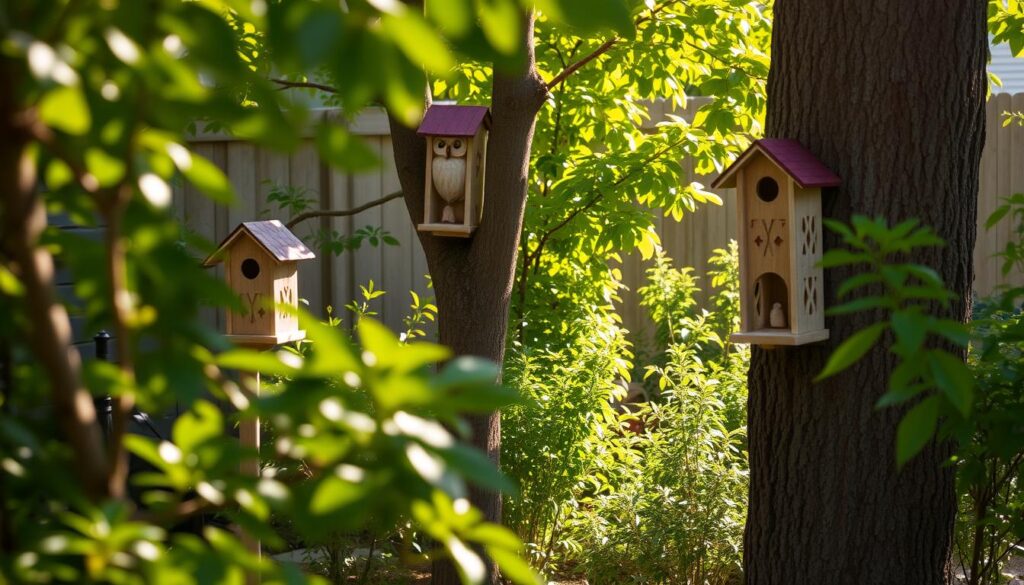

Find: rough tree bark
[387,12,547,585]
[745,2,987,584]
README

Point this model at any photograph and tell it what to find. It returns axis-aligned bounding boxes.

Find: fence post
[93,331,113,441]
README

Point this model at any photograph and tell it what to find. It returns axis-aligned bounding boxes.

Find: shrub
[504,244,749,584]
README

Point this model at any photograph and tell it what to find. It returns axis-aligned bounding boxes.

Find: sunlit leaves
[39,86,91,135]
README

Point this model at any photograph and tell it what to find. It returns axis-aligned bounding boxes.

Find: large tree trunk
[744,2,987,584]
[388,12,546,585]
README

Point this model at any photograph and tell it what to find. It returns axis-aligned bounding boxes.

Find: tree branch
[525,135,687,273]
[545,37,620,91]
[285,190,403,229]
[0,107,109,500]
[271,78,340,94]
[544,1,672,91]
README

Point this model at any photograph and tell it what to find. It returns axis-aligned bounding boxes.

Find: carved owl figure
[431,136,468,223]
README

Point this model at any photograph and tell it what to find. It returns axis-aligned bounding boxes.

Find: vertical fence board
[351,138,386,319]
[226,143,258,228]
[1010,93,1024,291]
[976,94,1001,296]
[288,141,326,317]
[327,169,353,318]
[380,136,413,330]
[189,142,226,330]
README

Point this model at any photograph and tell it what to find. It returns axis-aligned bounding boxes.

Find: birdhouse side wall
[273,263,300,336]
[424,144,436,225]
[792,186,825,334]
[465,128,486,227]
[226,236,276,337]
[741,154,792,331]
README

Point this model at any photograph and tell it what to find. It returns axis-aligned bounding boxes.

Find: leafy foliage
[816,216,972,466]
[0,315,534,584]
[504,245,748,583]
[950,198,1024,585]
[568,246,748,584]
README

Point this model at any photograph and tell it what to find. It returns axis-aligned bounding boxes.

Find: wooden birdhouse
[203,220,315,346]
[711,139,840,347]
[416,104,490,237]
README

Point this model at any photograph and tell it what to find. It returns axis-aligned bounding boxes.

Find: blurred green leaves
[818,216,973,466]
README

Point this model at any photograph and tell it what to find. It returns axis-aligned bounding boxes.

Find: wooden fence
[175,95,1024,344]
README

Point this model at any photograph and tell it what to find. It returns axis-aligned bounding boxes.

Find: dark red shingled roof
[711,139,841,189]
[203,220,315,266]
[417,105,491,137]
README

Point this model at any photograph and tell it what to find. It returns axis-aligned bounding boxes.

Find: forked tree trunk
[745,2,987,584]
[388,13,547,585]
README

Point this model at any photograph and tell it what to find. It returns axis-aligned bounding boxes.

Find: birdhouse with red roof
[711,139,840,347]
[416,104,490,237]
[204,220,315,346]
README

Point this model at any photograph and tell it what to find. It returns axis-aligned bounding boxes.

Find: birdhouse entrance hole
[756,176,779,202]
[753,272,788,330]
[241,258,260,280]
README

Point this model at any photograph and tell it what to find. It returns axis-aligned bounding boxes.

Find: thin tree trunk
[388,12,546,585]
[744,2,987,584]
[0,61,109,501]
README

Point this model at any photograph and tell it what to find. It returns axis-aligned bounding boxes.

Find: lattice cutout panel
[803,276,818,315]
[801,215,817,256]
[753,280,763,320]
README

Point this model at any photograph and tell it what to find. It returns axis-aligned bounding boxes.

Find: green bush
[502,305,632,573]
[504,244,749,584]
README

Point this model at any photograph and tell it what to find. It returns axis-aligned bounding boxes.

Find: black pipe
[93,331,113,442]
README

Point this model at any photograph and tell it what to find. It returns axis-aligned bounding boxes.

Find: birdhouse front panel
[712,139,839,347]
[227,235,276,337]
[204,220,315,347]
[740,155,793,334]
[417,105,491,237]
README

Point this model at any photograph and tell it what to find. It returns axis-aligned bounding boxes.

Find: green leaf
[877,361,926,408]
[896,396,939,467]
[216,349,300,377]
[932,319,970,347]
[927,350,973,416]
[436,443,516,494]
[381,13,455,72]
[986,204,1011,229]
[181,152,236,205]
[818,249,870,268]
[477,0,520,55]
[434,357,499,389]
[427,0,472,36]
[891,310,927,356]
[315,124,380,171]
[39,86,91,135]
[823,218,856,242]
[0,264,24,296]
[465,524,522,550]
[534,0,634,35]
[310,475,365,515]
[836,272,883,298]
[173,400,222,454]
[826,296,892,316]
[815,322,886,381]
[489,546,542,585]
